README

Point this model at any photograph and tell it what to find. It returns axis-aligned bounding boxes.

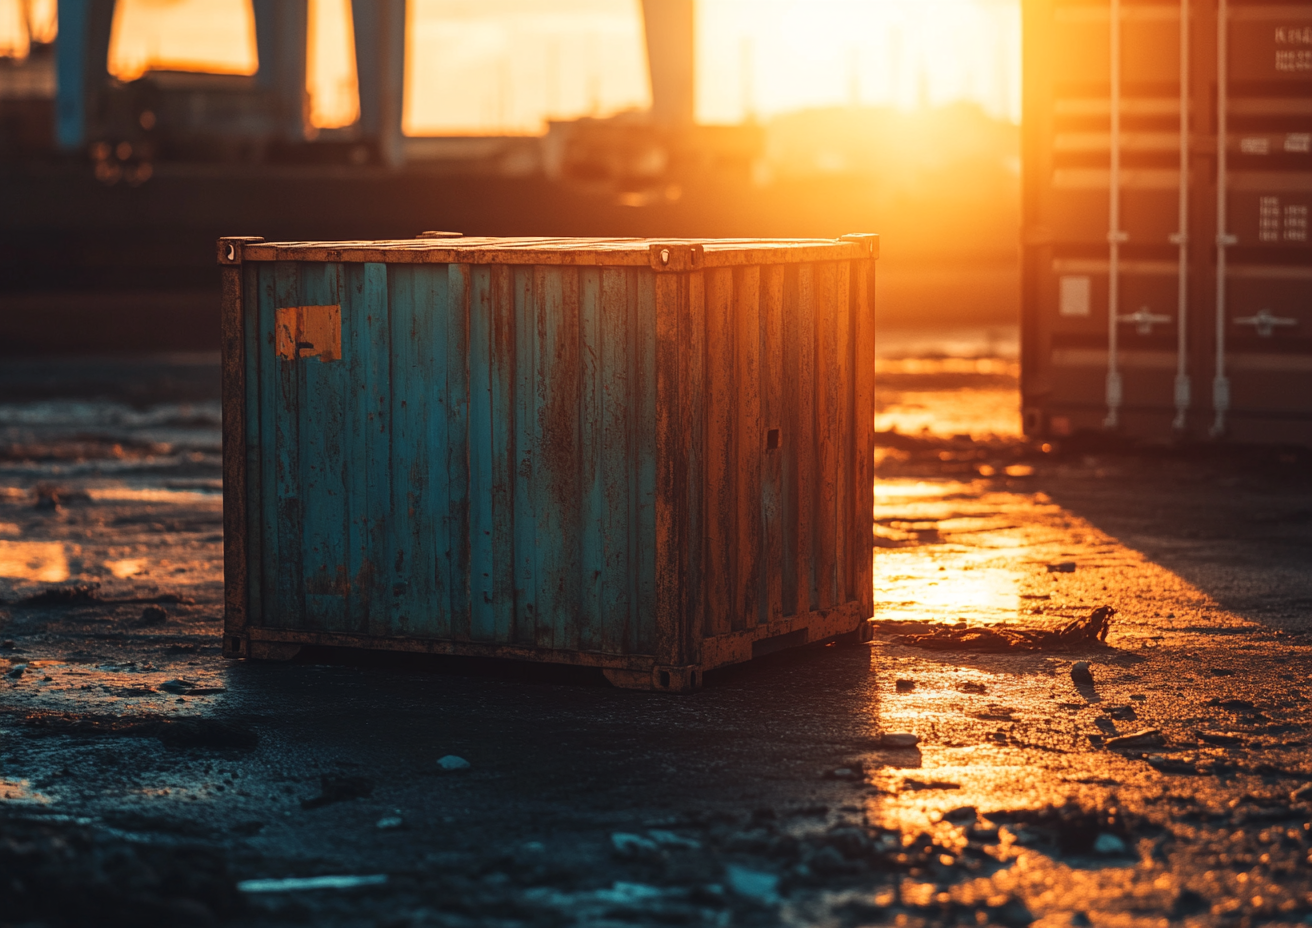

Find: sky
[0,0,1020,134]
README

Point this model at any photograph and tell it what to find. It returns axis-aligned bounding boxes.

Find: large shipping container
[218,235,877,692]
[1022,0,1312,445]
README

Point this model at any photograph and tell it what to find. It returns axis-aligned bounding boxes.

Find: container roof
[229,235,878,270]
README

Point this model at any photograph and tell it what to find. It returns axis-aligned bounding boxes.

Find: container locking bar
[1171,0,1190,432]
[1104,0,1124,430]
[1117,308,1173,336]
[1211,0,1231,439]
[1233,310,1297,338]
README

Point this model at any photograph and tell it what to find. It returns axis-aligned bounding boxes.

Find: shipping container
[219,234,877,692]
[1022,0,1312,446]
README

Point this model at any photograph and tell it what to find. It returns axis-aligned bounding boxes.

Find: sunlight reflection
[106,558,148,579]
[876,358,1019,377]
[0,540,68,582]
[872,479,1074,624]
[108,0,258,81]
[876,389,1021,439]
[88,488,221,504]
[0,778,51,804]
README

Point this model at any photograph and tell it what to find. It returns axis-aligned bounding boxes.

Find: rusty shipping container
[218,235,878,691]
[1022,0,1312,445]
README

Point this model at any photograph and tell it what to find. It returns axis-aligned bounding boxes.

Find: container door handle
[1233,309,1297,338]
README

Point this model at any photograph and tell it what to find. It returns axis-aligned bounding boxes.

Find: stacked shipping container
[1023,0,1312,445]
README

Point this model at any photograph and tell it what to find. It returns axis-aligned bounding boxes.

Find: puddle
[87,488,221,504]
[0,778,52,804]
[0,401,221,429]
[872,481,1064,624]
[0,541,69,582]
[877,388,1022,439]
[105,558,148,579]
[877,358,1019,377]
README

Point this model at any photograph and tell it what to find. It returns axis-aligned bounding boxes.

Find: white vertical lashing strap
[1212,0,1233,438]
[1171,0,1191,431]
[1105,0,1125,429]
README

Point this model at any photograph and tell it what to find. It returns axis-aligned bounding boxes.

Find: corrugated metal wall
[1022,0,1312,445]
[240,256,873,660]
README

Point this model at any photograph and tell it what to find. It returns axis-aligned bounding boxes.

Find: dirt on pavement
[1,353,1310,928]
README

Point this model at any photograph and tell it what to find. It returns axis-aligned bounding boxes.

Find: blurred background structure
[0,0,1021,356]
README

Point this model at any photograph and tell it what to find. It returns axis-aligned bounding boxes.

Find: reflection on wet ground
[1,348,1311,927]
[875,357,1022,439]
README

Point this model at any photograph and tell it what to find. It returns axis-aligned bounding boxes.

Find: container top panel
[225,235,878,271]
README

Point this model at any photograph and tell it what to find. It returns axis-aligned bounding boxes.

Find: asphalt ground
[0,352,1310,928]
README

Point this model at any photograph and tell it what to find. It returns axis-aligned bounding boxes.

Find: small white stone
[1093,832,1127,855]
[375,816,404,830]
[725,865,780,903]
[648,829,702,850]
[437,755,471,771]
[880,732,919,749]
[611,832,659,856]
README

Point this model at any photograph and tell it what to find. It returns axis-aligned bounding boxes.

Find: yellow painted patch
[275,305,342,362]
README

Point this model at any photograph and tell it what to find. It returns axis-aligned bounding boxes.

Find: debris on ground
[648,829,701,850]
[900,777,960,791]
[1046,561,1076,573]
[824,765,864,780]
[1105,729,1163,750]
[0,811,243,927]
[1146,754,1200,774]
[137,604,169,626]
[894,678,915,692]
[1092,833,1128,855]
[724,864,780,904]
[879,732,919,748]
[238,874,388,893]
[300,775,374,810]
[891,606,1115,652]
[988,803,1140,857]
[17,712,258,750]
[32,483,91,510]
[12,583,193,607]
[611,832,661,860]
[1071,660,1094,685]
[437,754,471,771]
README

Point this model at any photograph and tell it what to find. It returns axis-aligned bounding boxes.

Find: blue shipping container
[220,235,877,691]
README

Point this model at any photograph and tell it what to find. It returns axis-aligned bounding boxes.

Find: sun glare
[0,0,1019,132]
[0,0,54,57]
[107,0,258,82]
[308,0,360,129]
[403,0,651,136]
[698,0,1020,124]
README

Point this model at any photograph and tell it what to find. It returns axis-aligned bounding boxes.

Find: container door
[1217,5,1312,444]
[252,260,459,639]
[1030,1,1189,437]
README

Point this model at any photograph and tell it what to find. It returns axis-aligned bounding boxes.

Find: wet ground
[1,342,1311,928]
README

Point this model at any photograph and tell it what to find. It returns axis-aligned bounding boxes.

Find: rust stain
[275,305,342,361]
